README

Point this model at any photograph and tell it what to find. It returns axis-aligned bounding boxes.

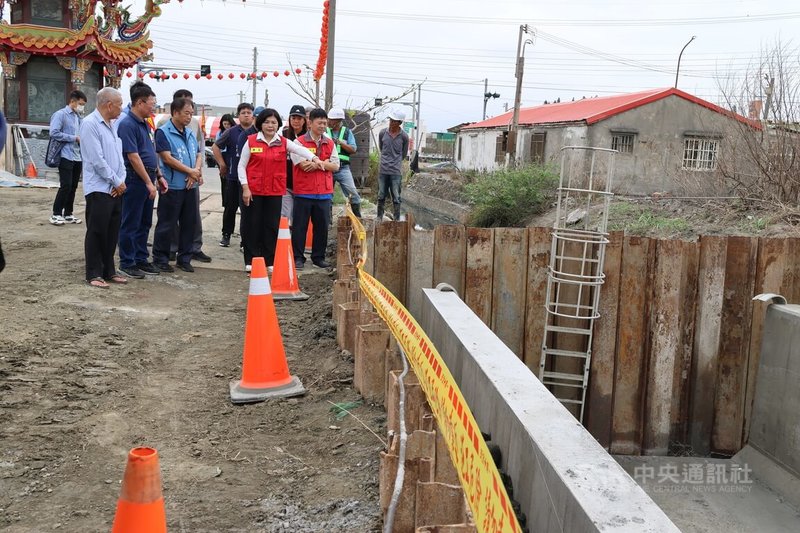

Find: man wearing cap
[326,108,362,218]
[377,110,410,221]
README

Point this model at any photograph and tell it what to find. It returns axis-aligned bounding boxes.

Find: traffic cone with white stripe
[272,216,309,301]
[229,257,306,404]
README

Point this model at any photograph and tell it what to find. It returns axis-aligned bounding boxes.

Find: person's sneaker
[312,259,331,269]
[295,259,305,271]
[168,252,177,262]
[49,215,65,226]
[192,251,212,263]
[154,262,174,273]
[219,234,231,247]
[176,262,195,273]
[63,215,82,224]
[136,262,161,275]
[121,266,146,279]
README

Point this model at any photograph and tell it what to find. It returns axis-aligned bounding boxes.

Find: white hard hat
[388,110,406,122]
[328,108,345,120]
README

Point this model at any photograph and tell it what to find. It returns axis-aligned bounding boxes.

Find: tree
[717,39,800,205]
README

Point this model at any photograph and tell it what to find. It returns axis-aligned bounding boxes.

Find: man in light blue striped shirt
[49,90,86,226]
[80,88,128,288]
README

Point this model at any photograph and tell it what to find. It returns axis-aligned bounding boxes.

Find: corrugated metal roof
[463,88,760,130]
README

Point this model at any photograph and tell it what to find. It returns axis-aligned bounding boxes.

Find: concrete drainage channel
[336,275,800,532]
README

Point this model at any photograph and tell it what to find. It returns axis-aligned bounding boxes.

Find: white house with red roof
[455,88,760,194]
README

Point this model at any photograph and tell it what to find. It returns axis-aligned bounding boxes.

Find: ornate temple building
[0,0,166,124]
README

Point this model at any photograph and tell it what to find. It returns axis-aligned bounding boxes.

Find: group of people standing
[45,80,410,288]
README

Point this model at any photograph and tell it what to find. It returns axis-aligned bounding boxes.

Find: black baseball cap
[289,105,306,117]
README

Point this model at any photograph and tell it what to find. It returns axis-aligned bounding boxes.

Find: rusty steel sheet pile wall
[342,219,799,457]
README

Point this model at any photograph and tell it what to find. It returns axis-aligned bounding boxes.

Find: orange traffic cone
[272,217,309,301]
[25,162,37,178]
[111,447,167,533]
[304,220,313,254]
[229,257,306,404]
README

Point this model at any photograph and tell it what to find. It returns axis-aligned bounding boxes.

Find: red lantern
[284,70,290,76]
[240,73,246,79]
[149,72,156,78]
[138,72,145,79]
[171,73,178,79]
[251,72,257,79]
[206,74,212,79]
[183,73,190,79]
[161,73,169,80]
[273,71,279,77]
[228,73,234,79]
[218,74,224,80]
[195,73,201,79]
[125,71,132,78]
[295,68,302,74]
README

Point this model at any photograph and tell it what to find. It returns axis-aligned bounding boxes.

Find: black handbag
[45,137,65,168]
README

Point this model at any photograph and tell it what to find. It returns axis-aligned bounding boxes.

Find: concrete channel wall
[748,303,800,481]
[420,287,680,533]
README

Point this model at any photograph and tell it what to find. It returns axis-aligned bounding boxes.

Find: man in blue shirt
[152,97,202,272]
[79,88,128,288]
[211,102,254,247]
[116,82,168,279]
[326,108,362,218]
[49,90,86,226]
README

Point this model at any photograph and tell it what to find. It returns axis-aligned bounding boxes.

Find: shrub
[464,164,558,227]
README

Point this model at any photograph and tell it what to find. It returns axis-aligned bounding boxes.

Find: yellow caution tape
[345,205,521,533]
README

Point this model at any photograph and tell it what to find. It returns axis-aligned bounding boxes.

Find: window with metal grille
[611,133,635,154]
[682,136,719,171]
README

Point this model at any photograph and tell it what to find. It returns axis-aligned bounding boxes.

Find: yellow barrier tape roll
[344,205,521,533]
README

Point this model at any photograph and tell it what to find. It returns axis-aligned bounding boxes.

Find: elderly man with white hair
[79,87,128,288]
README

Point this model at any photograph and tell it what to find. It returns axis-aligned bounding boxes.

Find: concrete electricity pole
[508,24,532,163]
[237,91,246,104]
[252,47,258,106]
[324,0,336,111]
[416,84,423,150]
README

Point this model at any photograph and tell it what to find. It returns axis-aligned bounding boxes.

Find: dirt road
[0,185,383,532]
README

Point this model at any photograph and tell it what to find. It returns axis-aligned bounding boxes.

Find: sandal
[88,277,110,289]
[107,274,128,284]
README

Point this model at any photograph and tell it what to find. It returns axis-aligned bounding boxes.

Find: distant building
[455,88,761,194]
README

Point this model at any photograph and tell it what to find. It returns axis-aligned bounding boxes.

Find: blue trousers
[333,165,361,205]
[118,171,155,268]
[377,173,402,218]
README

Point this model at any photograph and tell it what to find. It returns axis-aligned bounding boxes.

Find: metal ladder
[538,146,616,422]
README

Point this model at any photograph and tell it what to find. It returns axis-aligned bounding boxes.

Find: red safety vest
[244,134,288,196]
[293,134,334,195]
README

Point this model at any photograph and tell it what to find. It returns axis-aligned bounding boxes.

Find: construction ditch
[332,216,800,532]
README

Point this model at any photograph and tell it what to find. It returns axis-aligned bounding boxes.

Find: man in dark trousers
[152,97,202,272]
[211,102,254,247]
[49,90,86,226]
[290,108,339,270]
[80,88,128,288]
[377,110,410,221]
[157,89,210,263]
[116,82,168,278]
[0,111,6,272]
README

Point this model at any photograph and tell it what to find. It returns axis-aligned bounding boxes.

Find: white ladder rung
[542,371,585,382]
[545,325,592,335]
[543,348,589,359]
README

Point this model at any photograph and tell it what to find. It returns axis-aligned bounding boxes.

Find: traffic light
[200,65,211,76]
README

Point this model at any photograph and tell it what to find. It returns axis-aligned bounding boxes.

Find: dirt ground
[0,183,384,532]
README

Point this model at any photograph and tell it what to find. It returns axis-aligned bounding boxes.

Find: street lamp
[674,35,696,89]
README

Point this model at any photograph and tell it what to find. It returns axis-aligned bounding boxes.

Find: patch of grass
[627,211,690,234]
[608,200,640,218]
[464,164,558,227]
[739,216,769,233]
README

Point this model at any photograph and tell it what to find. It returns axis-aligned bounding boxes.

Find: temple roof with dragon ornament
[0,0,170,68]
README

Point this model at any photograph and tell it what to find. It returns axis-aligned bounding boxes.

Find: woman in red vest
[237,108,322,271]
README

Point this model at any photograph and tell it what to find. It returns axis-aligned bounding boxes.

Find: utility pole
[762,74,775,122]
[674,36,696,89]
[324,0,336,111]
[252,47,258,106]
[411,88,417,151]
[264,88,269,107]
[508,24,530,163]
[237,91,246,104]
[416,84,423,151]
[483,78,489,120]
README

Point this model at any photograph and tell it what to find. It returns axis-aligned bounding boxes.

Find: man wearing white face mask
[49,90,87,225]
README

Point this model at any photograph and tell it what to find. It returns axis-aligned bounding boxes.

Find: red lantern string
[183,73,190,80]
[206,74,212,79]
[314,0,330,81]
[228,73,234,79]
[272,71,279,77]
[195,73,201,79]
[171,73,178,79]
[218,74,224,80]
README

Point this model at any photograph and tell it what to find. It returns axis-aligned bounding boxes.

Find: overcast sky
[123,0,799,131]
